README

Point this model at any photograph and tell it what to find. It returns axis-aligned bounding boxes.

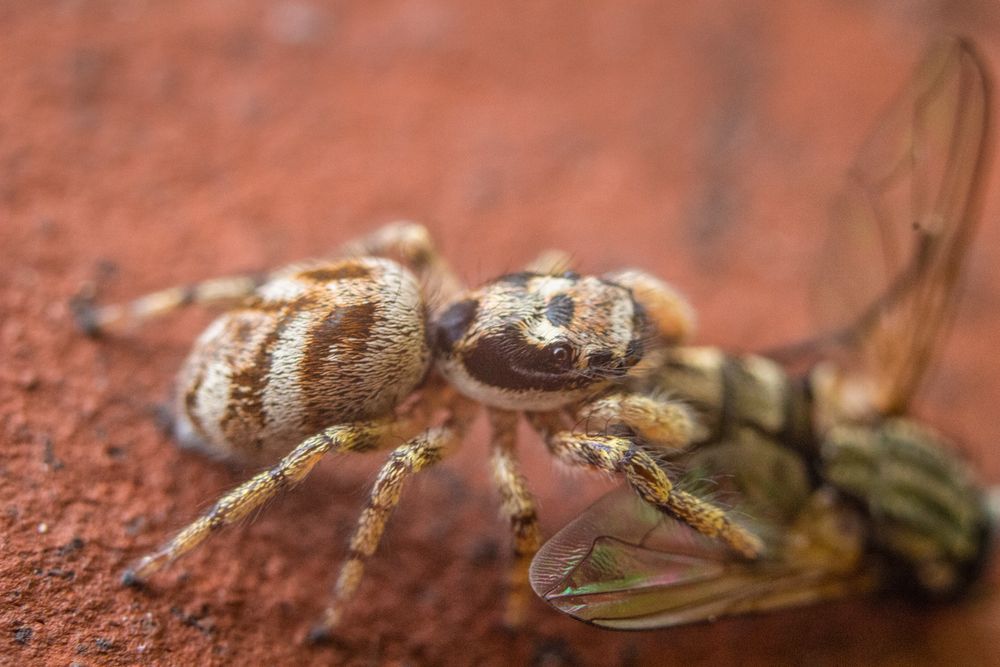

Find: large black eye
[546,342,575,371]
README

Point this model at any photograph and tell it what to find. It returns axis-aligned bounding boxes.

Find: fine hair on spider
[76,221,761,640]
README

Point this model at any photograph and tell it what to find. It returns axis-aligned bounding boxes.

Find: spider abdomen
[173,257,430,462]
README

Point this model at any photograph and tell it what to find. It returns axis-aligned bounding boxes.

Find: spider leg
[122,418,399,585]
[310,398,478,640]
[603,268,696,345]
[527,411,764,558]
[522,249,574,275]
[73,273,268,336]
[76,221,461,336]
[575,390,706,450]
[337,220,464,305]
[488,408,541,628]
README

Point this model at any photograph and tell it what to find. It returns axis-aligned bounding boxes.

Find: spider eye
[546,342,575,371]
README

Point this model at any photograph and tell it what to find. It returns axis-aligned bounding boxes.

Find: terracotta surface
[4,2,1000,665]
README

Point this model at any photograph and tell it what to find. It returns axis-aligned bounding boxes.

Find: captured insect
[529,37,997,629]
[76,222,762,635]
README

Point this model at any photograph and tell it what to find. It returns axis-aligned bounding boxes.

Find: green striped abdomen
[631,346,991,598]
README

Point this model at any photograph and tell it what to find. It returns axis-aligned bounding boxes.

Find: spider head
[434,271,648,411]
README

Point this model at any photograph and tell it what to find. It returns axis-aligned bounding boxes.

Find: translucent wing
[529,486,878,630]
[810,37,991,416]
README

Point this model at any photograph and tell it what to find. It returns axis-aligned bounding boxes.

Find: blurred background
[3,1,999,664]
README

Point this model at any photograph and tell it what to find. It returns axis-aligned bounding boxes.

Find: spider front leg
[123,417,401,585]
[575,390,704,450]
[488,409,541,629]
[603,269,696,345]
[528,411,764,559]
[310,397,478,641]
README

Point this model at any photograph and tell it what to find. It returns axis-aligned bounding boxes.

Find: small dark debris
[124,515,147,536]
[469,538,499,567]
[105,445,126,460]
[42,436,64,470]
[95,637,114,652]
[17,371,39,391]
[46,568,76,581]
[306,625,351,649]
[13,626,33,645]
[121,569,144,588]
[171,604,215,635]
[70,289,102,337]
[58,536,85,556]
[75,642,88,654]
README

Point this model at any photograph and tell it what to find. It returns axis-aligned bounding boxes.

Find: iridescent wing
[808,37,991,417]
[529,486,877,629]
[531,39,993,628]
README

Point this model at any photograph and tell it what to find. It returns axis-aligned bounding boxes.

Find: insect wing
[811,38,991,416]
[529,486,876,630]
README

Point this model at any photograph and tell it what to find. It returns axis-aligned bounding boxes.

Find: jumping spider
[78,222,762,639]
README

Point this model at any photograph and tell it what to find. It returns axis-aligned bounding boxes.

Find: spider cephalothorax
[435,271,647,411]
[78,222,761,639]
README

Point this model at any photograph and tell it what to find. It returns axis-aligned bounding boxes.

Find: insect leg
[310,399,477,641]
[488,408,542,628]
[73,273,267,336]
[528,411,763,559]
[122,418,397,586]
[575,391,700,450]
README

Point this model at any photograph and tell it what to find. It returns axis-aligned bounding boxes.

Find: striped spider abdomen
[174,256,430,463]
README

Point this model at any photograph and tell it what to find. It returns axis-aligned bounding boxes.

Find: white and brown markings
[78,221,762,640]
[174,257,430,462]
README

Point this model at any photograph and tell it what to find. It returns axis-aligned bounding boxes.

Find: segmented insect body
[641,346,988,597]
[529,348,988,629]
[529,37,995,628]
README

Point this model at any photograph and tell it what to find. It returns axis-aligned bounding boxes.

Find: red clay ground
[4,2,1000,665]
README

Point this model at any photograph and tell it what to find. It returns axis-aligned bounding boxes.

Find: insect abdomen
[174,257,430,462]
[821,419,991,598]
